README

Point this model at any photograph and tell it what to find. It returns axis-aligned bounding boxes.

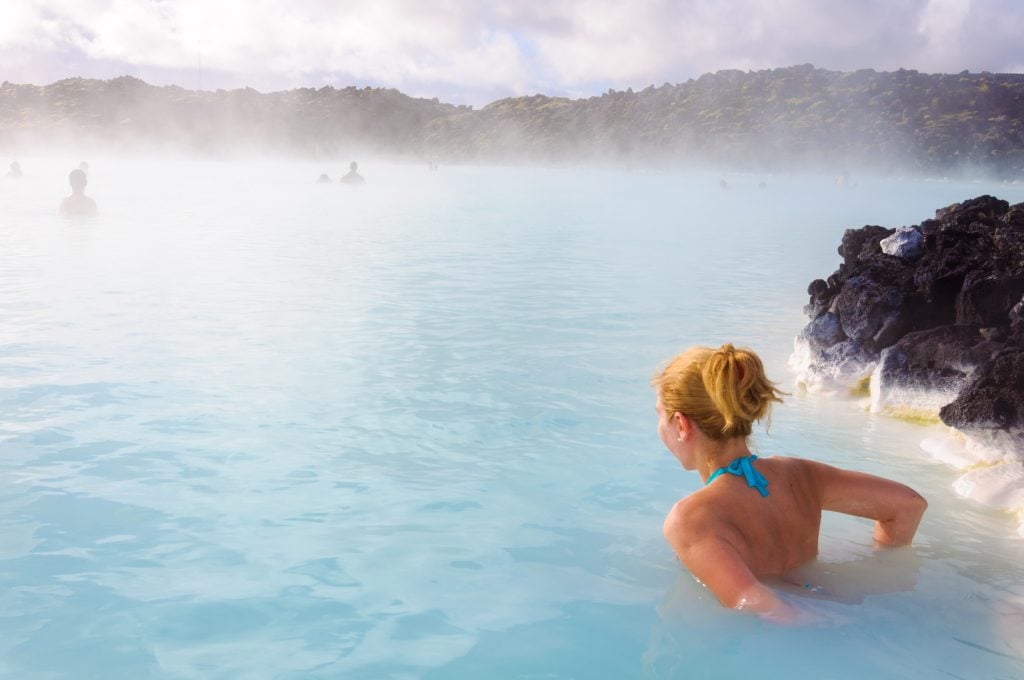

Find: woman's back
[692,456,822,576]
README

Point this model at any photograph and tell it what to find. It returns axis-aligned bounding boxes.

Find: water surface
[1,160,1023,678]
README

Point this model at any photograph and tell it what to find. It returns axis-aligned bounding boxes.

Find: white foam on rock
[921,429,1013,466]
[964,429,1024,464]
[921,428,1024,537]
[867,348,964,418]
[953,462,1024,508]
[788,336,813,383]
[921,431,986,468]
[789,337,876,395]
[868,367,959,418]
[956,460,1024,538]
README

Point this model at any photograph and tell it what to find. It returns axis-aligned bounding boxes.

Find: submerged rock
[795,195,1024,532]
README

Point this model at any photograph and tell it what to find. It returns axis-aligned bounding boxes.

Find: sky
[1,0,1022,106]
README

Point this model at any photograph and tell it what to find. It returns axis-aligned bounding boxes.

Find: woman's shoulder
[764,455,851,482]
[757,455,829,503]
[759,454,820,477]
[663,490,731,545]
[759,453,807,465]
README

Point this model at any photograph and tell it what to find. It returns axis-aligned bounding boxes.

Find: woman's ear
[673,412,692,441]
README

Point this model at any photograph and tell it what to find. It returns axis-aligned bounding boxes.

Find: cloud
[1,0,1022,105]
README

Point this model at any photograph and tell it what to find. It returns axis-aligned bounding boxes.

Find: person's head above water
[340,161,366,184]
[652,343,784,441]
[68,168,88,194]
[60,168,97,217]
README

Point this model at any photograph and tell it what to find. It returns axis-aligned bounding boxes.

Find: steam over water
[1,159,1023,677]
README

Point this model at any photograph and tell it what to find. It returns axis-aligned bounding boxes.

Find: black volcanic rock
[797,312,846,352]
[832,258,923,350]
[839,225,894,266]
[875,325,1004,398]
[1011,295,1024,327]
[795,196,1024,439]
[956,270,1024,326]
[940,349,1024,431]
[935,195,1010,225]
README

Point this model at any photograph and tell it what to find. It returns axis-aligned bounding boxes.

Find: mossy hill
[0,75,465,158]
[2,65,1023,175]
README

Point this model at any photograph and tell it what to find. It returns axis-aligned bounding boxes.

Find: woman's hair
[652,344,784,440]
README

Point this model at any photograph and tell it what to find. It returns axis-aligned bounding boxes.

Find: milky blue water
[1,159,1023,678]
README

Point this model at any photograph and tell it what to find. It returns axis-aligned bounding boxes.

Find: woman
[653,344,927,619]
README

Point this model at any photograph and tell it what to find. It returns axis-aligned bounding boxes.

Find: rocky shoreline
[792,196,1024,535]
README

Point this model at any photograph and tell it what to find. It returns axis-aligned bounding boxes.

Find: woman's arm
[806,461,928,546]
[663,502,792,620]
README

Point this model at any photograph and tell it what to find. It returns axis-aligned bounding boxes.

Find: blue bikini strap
[705,454,769,497]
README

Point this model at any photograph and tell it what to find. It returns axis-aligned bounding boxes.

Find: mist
[2,65,1023,181]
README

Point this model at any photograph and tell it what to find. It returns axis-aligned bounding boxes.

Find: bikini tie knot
[705,454,769,497]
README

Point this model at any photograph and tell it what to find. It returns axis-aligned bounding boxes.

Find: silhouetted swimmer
[340,161,365,185]
[6,160,22,178]
[317,173,332,183]
[719,179,729,190]
[60,168,97,217]
[758,181,767,190]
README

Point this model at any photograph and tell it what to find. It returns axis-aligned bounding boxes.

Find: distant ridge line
[2,65,1023,177]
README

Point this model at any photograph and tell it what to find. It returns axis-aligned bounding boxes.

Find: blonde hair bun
[653,344,784,440]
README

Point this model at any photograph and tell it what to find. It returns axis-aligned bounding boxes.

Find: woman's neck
[697,437,753,483]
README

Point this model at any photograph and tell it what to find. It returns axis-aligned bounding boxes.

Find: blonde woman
[653,344,927,619]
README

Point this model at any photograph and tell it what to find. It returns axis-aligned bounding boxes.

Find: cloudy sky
[2,0,1022,106]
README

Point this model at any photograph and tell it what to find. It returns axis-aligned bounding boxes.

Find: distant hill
[0,75,466,159]
[2,65,1023,176]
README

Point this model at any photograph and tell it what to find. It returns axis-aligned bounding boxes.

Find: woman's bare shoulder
[760,454,812,467]
[757,455,822,480]
[663,493,720,541]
